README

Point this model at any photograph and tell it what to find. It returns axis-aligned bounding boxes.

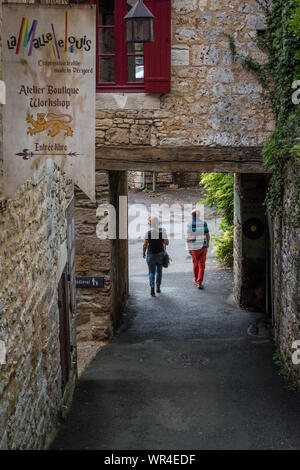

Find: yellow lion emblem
[27,112,73,137]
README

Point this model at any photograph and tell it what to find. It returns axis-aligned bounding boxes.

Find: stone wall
[88,0,276,343]
[0,0,77,450]
[0,160,77,449]
[75,170,128,342]
[273,162,300,388]
[96,0,274,148]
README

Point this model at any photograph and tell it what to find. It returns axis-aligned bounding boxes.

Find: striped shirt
[186,219,209,251]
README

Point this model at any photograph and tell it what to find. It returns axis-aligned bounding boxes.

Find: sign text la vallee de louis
[3,4,96,200]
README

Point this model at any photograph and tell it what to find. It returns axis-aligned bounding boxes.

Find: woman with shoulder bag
[143,216,169,297]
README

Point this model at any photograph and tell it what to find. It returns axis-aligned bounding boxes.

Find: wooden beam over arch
[95,145,269,173]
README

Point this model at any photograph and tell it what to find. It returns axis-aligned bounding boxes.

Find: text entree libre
[35,143,68,152]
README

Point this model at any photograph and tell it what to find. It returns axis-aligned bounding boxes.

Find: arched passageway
[52,192,300,449]
[75,145,271,341]
[50,155,300,450]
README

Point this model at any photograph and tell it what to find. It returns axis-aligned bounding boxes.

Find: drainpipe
[139,171,145,191]
[153,171,156,192]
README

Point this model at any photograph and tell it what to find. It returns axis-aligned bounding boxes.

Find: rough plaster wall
[96,0,275,148]
[0,0,77,450]
[273,162,300,387]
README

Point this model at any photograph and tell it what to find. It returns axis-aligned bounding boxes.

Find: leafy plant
[199,173,234,267]
[212,220,234,268]
[199,173,234,224]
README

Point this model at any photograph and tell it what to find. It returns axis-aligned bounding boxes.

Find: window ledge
[97,86,145,94]
[96,93,161,110]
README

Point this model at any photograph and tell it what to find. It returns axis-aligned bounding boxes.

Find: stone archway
[74,145,270,341]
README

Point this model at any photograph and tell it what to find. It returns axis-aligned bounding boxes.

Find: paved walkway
[51,194,300,450]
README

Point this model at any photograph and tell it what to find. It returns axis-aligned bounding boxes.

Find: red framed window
[72,0,171,93]
[97,0,145,92]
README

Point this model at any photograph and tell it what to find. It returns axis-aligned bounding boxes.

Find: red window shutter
[144,0,171,94]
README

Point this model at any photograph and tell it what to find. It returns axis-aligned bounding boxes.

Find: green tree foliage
[199,173,234,267]
[199,173,234,224]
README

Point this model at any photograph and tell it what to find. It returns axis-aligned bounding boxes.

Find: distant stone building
[127,170,202,189]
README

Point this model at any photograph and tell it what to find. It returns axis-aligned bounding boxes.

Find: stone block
[75,208,98,225]
[192,45,220,66]
[75,255,94,272]
[175,28,200,42]
[93,253,111,271]
[246,15,267,30]
[130,125,151,145]
[105,127,129,145]
[172,0,198,13]
[171,46,190,66]
[96,130,105,140]
[171,79,194,93]
[190,101,209,114]
[239,3,254,13]
[76,298,111,315]
[207,68,234,83]
[81,236,111,255]
[76,313,91,327]
[203,27,225,42]
[95,172,109,186]
[97,119,113,128]
[91,324,113,341]
[76,329,91,342]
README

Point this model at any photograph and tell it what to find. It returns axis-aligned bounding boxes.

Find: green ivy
[289,0,300,71]
[228,0,300,224]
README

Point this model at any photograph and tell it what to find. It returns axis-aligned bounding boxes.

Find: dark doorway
[58,266,71,392]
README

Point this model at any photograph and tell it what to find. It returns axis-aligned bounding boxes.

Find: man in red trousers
[186,209,210,290]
